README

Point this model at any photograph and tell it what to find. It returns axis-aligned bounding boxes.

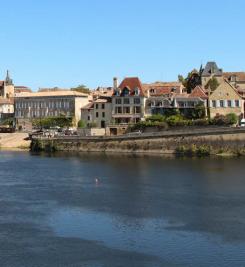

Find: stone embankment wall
[31,127,245,156]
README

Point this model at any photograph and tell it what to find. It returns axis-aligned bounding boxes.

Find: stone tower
[4,70,14,98]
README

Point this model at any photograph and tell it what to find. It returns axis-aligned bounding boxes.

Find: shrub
[32,116,73,128]
[211,113,238,126]
[77,120,86,128]
[146,114,165,122]
[226,113,238,125]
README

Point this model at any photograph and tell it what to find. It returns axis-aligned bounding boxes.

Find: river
[0,151,245,267]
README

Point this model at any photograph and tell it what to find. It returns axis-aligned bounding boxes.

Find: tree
[179,69,202,94]
[205,77,219,91]
[191,104,206,119]
[71,84,90,94]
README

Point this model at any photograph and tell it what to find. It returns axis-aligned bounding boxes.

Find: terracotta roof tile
[117,77,145,96]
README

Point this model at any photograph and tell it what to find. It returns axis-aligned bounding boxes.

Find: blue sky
[0,0,245,90]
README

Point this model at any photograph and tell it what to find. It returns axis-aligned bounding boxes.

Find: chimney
[113,77,118,90]
[147,89,150,98]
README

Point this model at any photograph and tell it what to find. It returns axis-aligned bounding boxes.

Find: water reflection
[0,151,245,266]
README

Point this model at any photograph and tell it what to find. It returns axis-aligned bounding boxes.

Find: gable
[210,81,242,100]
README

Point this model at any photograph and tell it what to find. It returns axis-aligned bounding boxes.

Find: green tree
[191,104,206,119]
[205,77,219,91]
[179,69,202,94]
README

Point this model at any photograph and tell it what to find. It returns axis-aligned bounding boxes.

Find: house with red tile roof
[111,77,146,125]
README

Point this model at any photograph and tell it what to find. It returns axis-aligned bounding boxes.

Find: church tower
[4,70,14,98]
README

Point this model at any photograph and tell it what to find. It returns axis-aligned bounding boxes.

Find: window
[124,98,130,104]
[134,106,141,114]
[102,112,105,118]
[134,98,140,104]
[123,107,130,114]
[96,112,99,118]
[220,100,224,107]
[115,98,121,105]
[96,104,99,109]
[212,100,216,108]
[88,116,91,121]
[235,100,240,107]
[227,100,232,107]
[134,87,139,95]
[102,104,105,109]
[122,87,129,96]
[116,107,122,114]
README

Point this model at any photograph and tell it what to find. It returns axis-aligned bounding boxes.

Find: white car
[240,118,245,127]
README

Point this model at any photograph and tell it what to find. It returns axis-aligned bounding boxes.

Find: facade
[223,72,245,90]
[209,79,244,118]
[15,91,90,126]
[81,97,112,128]
[146,86,207,116]
[111,77,146,124]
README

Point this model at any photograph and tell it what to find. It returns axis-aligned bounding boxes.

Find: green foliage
[32,116,73,128]
[179,70,202,93]
[0,118,14,126]
[211,113,238,126]
[71,84,90,94]
[77,120,86,128]
[225,113,238,125]
[175,144,211,157]
[186,103,206,120]
[205,77,219,91]
[129,121,168,131]
[146,114,165,122]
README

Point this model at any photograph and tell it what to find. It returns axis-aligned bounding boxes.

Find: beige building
[209,79,244,118]
[112,77,146,124]
[81,97,112,128]
[223,72,245,90]
[15,91,90,126]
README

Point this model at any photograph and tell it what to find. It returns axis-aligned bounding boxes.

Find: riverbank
[31,127,245,156]
[0,133,31,150]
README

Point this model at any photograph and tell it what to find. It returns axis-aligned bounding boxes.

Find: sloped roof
[143,82,182,96]
[116,77,145,96]
[189,86,208,99]
[202,62,223,77]
[81,102,94,109]
[15,91,89,98]
[223,72,245,82]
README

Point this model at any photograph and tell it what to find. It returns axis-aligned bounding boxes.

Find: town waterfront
[0,151,245,266]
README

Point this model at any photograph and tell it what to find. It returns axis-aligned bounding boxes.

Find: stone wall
[31,127,245,156]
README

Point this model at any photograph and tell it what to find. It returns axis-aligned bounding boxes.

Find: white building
[15,91,90,126]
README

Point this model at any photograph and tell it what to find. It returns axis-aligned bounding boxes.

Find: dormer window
[171,87,176,92]
[122,87,130,96]
[134,87,140,95]
[150,88,156,94]
[231,75,237,82]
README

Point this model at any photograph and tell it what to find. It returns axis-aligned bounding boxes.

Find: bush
[226,113,238,125]
[211,113,238,126]
[32,116,73,128]
[146,114,165,122]
[77,120,86,128]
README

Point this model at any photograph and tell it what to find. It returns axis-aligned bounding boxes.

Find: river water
[0,151,245,267]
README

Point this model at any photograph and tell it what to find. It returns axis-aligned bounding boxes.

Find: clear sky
[1,0,245,90]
